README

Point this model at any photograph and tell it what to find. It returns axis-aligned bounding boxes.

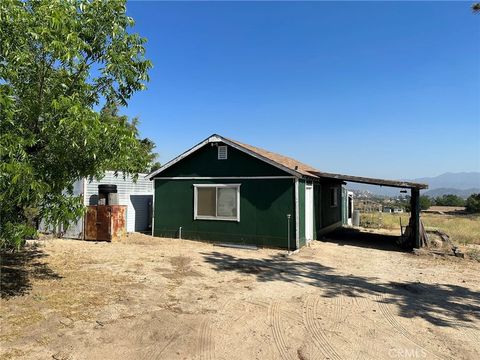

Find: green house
[147,134,349,250]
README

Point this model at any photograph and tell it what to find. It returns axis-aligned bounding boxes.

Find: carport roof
[308,171,428,189]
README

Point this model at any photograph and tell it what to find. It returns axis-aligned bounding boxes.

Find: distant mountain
[424,188,480,199]
[410,172,480,190]
[347,172,480,198]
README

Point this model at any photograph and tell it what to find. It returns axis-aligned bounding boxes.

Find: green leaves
[465,194,480,213]
[0,222,36,251]
[0,0,154,250]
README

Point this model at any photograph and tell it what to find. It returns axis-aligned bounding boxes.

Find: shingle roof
[225,137,319,177]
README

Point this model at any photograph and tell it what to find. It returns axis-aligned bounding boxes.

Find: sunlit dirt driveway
[1,233,479,359]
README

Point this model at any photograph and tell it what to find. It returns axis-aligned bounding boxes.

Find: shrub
[419,196,432,210]
[466,194,480,213]
[434,194,465,207]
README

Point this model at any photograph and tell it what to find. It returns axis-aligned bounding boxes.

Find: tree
[434,194,466,207]
[402,195,431,212]
[473,3,480,12]
[0,0,153,250]
[465,194,480,213]
[419,195,432,211]
[150,161,162,173]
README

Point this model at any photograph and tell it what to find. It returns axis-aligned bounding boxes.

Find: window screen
[217,187,237,217]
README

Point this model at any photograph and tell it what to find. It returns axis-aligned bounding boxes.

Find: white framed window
[218,145,228,160]
[194,184,240,221]
[330,187,338,207]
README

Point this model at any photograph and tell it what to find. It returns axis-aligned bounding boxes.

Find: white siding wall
[39,172,153,238]
[84,171,153,232]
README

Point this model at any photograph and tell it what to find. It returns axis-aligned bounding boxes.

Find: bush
[419,196,432,210]
[403,195,431,212]
[466,194,480,213]
[434,194,466,207]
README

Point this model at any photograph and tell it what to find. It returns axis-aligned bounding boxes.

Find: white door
[305,183,314,241]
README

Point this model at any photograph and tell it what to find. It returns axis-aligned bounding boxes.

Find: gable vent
[218,145,228,160]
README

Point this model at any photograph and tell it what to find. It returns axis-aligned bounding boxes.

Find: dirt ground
[425,206,466,214]
[1,232,479,360]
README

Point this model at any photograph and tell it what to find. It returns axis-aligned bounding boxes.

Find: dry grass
[360,212,480,245]
[0,348,28,360]
[467,248,480,262]
[0,242,134,343]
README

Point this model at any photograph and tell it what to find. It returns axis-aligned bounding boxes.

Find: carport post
[410,188,420,248]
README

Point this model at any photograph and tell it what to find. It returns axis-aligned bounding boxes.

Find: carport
[309,171,428,248]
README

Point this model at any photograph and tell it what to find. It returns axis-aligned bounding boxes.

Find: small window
[218,145,228,160]
[330,187,338,207]
[194,184,240,221]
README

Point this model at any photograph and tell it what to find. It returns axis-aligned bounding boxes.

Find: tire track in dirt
[268,301,297,360]
[198,319,214,360]
[197,298,233,360]
[464,325,480,343]
[348,295,383,360]
[303,295,342,360]
[354,295,370,309]
[331,294,374,360]
[331,295,350,332]
[452,322,480,346]
[375,293,448,360]
[247,299,302,323]
[150,330,181,360]
[137,319,180,360]
[332,295,363,359]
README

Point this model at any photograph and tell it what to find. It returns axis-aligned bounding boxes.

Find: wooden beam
[410,188,421,248]
[310,171,428,189]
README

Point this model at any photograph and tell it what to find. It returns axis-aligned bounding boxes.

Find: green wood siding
[151,141,345,248]
[320,183,342,228]
[153,178,296,248]
[157,142,291,178]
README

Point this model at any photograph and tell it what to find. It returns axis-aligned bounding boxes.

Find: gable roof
[146,134,427,190]
[146,134,306,179]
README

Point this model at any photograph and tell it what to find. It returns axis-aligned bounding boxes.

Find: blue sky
[123,1,480,179]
